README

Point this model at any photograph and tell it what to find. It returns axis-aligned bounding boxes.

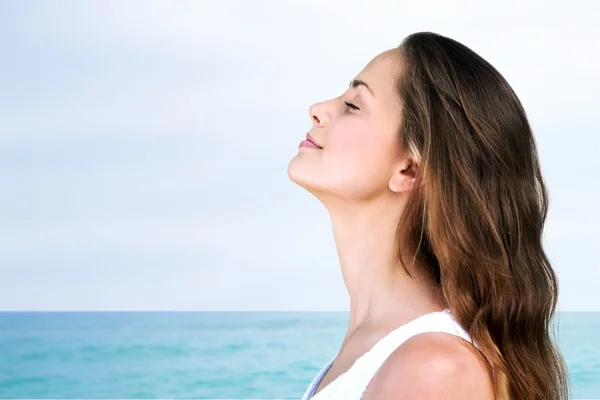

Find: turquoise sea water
[0,312,597,399]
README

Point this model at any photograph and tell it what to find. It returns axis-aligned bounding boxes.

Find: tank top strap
[349,309,476,397]
[301,309,477,400]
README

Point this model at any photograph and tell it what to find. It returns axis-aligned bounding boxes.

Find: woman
[287,32,569,400]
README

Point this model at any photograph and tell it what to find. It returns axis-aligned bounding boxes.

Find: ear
[389,158,418,193]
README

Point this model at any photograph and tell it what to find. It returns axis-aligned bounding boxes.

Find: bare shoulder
[362,332,495,400]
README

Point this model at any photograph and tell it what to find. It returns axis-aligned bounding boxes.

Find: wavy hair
[394,32,569,399]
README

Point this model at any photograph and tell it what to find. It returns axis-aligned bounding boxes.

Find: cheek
[323,125,395,196]
[330,122,394,169]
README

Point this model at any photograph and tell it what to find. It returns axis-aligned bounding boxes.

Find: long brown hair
[394,32,569,399]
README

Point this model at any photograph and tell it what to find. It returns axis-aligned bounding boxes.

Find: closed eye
[344,101,360,111]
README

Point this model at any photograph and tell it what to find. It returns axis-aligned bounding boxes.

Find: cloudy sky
[0,0,598,311]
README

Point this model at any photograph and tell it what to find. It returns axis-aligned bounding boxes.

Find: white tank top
[300,309,476,400]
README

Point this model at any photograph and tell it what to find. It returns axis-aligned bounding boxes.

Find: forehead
[355,49,403,110]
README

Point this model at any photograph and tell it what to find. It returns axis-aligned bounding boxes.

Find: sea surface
[0,311,597,399]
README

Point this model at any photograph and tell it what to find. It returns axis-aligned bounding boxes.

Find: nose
[309,102,329,127]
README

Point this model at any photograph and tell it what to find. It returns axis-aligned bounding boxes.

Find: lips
[306,133,323,149]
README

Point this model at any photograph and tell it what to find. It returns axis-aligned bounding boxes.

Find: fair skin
[287,48,494,399]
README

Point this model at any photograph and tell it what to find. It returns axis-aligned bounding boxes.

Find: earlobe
[389,162,417,193]
[389,170,415,193]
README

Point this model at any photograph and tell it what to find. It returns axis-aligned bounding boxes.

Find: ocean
[0,311,597,399]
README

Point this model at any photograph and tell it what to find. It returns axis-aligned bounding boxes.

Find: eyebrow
[349,79,375,97]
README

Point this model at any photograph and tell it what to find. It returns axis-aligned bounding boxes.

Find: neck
[326,199,444,336]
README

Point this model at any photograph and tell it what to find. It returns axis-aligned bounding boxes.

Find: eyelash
[344,101,360,111]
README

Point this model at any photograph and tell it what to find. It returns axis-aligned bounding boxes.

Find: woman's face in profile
[288,49,407,202]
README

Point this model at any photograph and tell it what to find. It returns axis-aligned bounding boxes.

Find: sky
[0,0,598,311]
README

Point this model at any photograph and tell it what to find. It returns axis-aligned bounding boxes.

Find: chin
[287,159,321,193]
[287,159,309,187]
